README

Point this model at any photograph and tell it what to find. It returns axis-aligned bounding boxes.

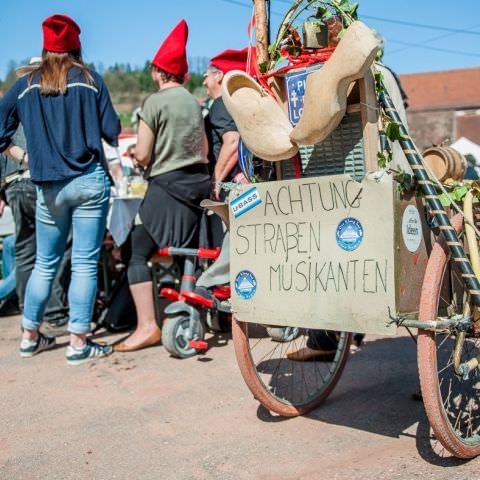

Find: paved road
[1,315,479,480]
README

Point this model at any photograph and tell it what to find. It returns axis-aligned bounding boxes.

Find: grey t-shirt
[139,86,207,178]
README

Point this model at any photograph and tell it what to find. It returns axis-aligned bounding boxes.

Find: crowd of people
[0,14,253,365]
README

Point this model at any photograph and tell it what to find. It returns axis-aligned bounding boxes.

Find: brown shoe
[114,327,162,352]
[286,346,336,362]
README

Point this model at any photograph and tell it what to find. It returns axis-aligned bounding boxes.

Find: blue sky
[0,0,479,80]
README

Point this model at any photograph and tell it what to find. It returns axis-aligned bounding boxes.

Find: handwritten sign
[230,174,397,335]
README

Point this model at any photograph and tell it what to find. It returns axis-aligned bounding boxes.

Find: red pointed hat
[210,47,257,75]
[42,14,81,52]
[151,19,189,76]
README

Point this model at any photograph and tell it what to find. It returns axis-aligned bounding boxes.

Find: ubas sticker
[402,205,422,252]
[234,270,257,300]
[336,217,364,251]
[230,187,261,218]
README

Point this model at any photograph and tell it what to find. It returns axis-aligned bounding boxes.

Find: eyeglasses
[203,68,221,78]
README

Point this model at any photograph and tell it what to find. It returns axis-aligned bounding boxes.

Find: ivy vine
[263,0,360,73]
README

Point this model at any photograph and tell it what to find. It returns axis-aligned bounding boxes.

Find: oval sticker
[234,270,257,300]
[402,205,422,253]
[336,217,364,251]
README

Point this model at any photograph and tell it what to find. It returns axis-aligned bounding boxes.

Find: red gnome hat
[151,19,188,77]
[210,47,257,75]
[42,14,81,52]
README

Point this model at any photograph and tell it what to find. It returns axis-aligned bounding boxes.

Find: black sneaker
[19,332,56,357]
[65,339,113,366]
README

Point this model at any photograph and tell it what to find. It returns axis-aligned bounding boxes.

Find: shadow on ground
[253,334,477,467]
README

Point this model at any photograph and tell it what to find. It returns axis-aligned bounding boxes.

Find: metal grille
[281,112,365,181]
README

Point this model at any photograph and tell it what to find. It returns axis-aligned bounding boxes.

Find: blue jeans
[22,164,110,334]
[0,234,16,299]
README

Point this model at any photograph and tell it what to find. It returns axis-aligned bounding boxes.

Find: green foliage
[374,70,385,94]
[438,185,470,207]
[259,61,269,74]
[377,151,389,169]
[184,73,205,94]
[285,45,303,56]
[118,112,131,127]
[267,0,362,72]
[385,121,408,142]
[395,171,415,193]
[267,44,285,64]
[313,6,331,20]
[0,57,208,127]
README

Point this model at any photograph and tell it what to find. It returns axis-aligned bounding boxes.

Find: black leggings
[127,224,158,285]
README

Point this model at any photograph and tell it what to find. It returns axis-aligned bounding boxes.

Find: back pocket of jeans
[74,171,108,203]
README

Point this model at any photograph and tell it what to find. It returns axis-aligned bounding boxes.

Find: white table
[106,196,143,246]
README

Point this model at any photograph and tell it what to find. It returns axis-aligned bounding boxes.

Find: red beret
[42,14,81,53]
[210,47,257,75]
[151,19,189,77]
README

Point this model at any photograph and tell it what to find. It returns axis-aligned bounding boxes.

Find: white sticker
[230,187,262,218]
[402,205,422,252]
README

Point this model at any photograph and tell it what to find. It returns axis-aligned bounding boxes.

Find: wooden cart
[228,0,480,459]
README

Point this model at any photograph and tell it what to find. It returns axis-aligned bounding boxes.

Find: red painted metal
[160,287,180,301]
[182,291,214,309]
[189,339,208,350]
[212,286,231,300]
[197,247,221,260]
[157,247,171,257]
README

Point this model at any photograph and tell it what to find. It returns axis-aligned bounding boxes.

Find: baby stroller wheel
[162,315,206,358]
[266,326,300,343]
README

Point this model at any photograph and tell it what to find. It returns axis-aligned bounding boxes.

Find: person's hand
[132,157,145,172]
[0,198,6,217]
[212,185,221,201]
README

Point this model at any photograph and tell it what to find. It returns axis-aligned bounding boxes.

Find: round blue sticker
[336,217,364,251]
[235,270,257,299]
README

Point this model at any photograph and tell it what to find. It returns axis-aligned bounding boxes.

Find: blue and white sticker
[235,270,257,299]
[230,187,262,218]
[336,217,364,251]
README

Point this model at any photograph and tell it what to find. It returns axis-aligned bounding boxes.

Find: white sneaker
[66,339,113,365]
[20,332,56,357]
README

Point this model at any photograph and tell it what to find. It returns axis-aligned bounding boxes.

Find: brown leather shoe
[286,346,336,362]
[114,327,162,352]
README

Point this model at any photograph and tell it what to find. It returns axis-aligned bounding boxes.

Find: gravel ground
[1,315,479,480]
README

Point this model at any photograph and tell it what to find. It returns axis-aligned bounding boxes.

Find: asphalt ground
[1,315,479,480]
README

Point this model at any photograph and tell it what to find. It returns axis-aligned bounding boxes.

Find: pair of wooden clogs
[221,21,381,162]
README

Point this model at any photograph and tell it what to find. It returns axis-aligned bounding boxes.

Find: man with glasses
[203,48,253,200]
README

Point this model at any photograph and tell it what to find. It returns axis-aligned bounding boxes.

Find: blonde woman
[0,14,120,364]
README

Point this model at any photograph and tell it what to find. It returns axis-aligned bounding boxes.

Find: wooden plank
[359,68,380,172]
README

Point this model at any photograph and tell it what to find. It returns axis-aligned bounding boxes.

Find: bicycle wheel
[232,318,351,416]
[418,213,480,458]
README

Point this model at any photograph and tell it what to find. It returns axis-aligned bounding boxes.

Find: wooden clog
[290,21,381,146]
[221,70,298,161]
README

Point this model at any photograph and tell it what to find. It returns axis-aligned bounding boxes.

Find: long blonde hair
[18,49,94,95]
